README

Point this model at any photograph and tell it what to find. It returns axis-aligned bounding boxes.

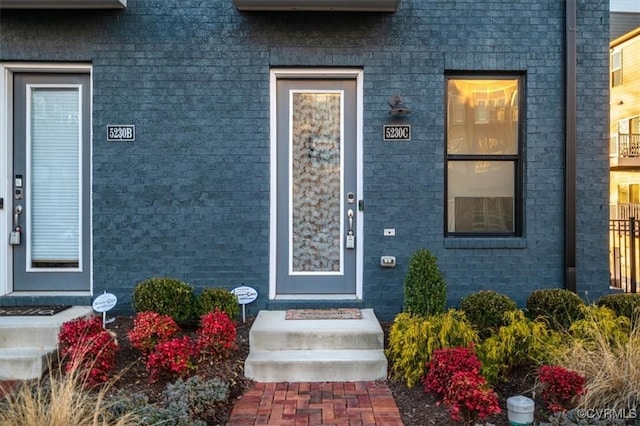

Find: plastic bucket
[507,395,534,426]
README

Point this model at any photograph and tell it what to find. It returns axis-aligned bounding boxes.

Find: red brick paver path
[227,381,403,426]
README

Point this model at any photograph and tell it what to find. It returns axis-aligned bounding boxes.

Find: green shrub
[403,249,447,316]
[596,293,640,326]
[525,288,585,331]
[164,376,230,424]
[459,290,518,338]
[132,277,196,324]
[477,310,563,384]
[107,377,228,426]
[386,310,478,388]
[196,287,239,319]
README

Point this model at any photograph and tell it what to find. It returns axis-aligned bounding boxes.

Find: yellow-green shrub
[596,293,640,327]
[386,309,478,388]
[568,305,630,348]
[477,310,563,384]
[555,305,640,411]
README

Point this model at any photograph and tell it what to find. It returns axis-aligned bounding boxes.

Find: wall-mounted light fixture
[388,95,412,116]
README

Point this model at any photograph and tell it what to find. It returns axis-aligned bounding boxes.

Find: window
[611,50,622,87]
[446,75,522,236]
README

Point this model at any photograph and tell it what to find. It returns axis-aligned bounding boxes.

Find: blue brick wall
[0,0,610,320]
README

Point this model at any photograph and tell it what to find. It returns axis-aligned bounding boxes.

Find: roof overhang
[232,0,398,12]
[0,0,125,8]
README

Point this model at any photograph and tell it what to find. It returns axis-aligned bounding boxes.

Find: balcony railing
[617,133,640,158]
[611,203,640,220]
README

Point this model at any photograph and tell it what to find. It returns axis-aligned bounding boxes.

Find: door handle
[346,209,355,249]
[14,205,22,231]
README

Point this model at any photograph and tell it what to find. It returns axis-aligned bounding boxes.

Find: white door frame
[269,68,364,300]
[0,62,93,297]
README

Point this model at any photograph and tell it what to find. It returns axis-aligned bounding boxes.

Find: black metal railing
[610,217,640,293]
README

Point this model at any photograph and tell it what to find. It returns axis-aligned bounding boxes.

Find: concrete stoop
[0,306,94,380]
[244,309,388,382]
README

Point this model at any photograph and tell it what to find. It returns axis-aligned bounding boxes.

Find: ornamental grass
[554,305,640,411]
[0,365,139,426]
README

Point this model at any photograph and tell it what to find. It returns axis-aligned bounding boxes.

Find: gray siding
[1,0,610,320]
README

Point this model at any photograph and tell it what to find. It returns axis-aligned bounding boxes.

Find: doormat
[0,305,71,317]
[285,308,362,320]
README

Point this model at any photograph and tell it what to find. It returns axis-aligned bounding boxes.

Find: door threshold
[5,291,91,297]
[273,294,360,300]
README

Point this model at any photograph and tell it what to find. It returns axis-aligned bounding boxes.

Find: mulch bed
[104,316,255,425]
[0,315,550,425]
[100,316,548,426]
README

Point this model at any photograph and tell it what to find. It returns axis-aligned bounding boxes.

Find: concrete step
[244,349,387,382]
[0,347,57,380]
[0,306,94,348]
[0,306,94,380]
[249,309,384,351]
[244,309,388,382]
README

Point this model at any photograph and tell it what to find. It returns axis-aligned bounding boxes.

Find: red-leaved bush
[443,371,502,423]
[58,316,119,387]
[538,365,586,412]
[196,309,238,359]
[423,346,500,423]
[146,336,198,382]
[422,345,481,398]
[128,311,180,354]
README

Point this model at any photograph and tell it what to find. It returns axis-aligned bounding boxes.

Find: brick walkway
[0,381,17,399]
[227,381,404,426]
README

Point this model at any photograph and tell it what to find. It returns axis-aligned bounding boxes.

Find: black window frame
[444,72,524,238]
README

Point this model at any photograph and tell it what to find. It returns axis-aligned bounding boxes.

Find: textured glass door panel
[30,88,80,268]
[275,77,356,295]
[290,92,342,273]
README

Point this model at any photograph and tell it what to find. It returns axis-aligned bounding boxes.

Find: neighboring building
[0,0,610,320]
[610,13,640,221]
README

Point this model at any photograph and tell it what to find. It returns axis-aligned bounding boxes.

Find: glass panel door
[291,92,342,274]
[12,73,90,291]
[30,88,81,269]
[276,79,357,294]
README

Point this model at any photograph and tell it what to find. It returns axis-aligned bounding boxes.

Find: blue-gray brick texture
[0,0,610,320]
